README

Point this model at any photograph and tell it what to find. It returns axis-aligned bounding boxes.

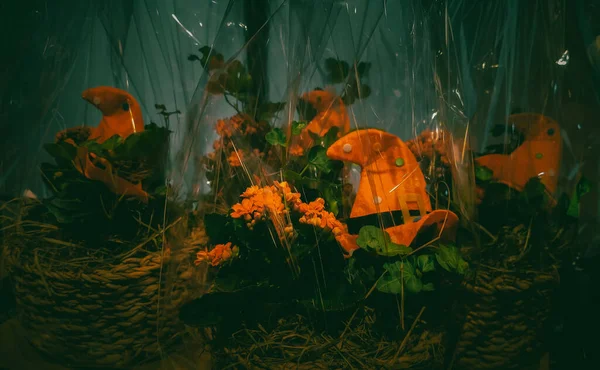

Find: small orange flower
[228,150,244,167]
[195,242,236,266]
[215,119,233,137]
[289,144,305,156]
[303,198,325,218]
[231,198,255,219]
[241,185,261,198]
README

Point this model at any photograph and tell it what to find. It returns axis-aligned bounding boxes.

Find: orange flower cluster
[195,242,239,266]
[230,182,293,229]
[227,150,244,167]
[406,129,451,166]
[210,114,267,168]
[296,198,359,257]
[215,113,259,139]
[230,182,359,257]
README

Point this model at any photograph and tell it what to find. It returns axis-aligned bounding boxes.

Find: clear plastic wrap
[1,1,598,369]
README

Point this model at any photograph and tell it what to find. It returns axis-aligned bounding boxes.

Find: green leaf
[98,135,122,152]
[422,283,435,292]
[475,165,493,181]
[324,58,350,83]
[265,128,287,147]
[415,254,436,273]
[323,186,340,216]
[307,146,332,173]
[356,226,388,249]
[291,121,308,135]
[322,127,340,148]
[357,62,371,77]
[224,60,252,92]
[197,46,225,71]
[377,261,423,294]
[356,226,412,256]
[567,176,592,218]
[435,244,469,275]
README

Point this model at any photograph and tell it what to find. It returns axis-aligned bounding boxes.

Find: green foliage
[224,60,253,93]
[265,128,287,147]
[567,176,591,218]
[291,121,308,135]
[435,245,469,275]
[323,58,372,105]
[307,146,332,174]
[37,123,173,243]
[324,58,350,83]
[356,226,412,257]
[189,46,225,71]
[377,254,438,295]
[342,83,372,105]
[475,165,493,182]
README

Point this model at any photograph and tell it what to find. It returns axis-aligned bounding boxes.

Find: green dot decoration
[395,158,405,167]
[535,153,543,159]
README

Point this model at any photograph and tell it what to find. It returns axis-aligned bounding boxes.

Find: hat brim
[385,209,459,247]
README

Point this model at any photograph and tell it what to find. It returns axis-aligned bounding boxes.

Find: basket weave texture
[5,230,206,368]
[453,265,558,370]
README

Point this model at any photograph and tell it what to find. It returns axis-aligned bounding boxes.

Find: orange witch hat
[476,113,562,197]
[66,87,149,202]
[327,129,458,250]
[290,88,351,155]
[82,86,145,143]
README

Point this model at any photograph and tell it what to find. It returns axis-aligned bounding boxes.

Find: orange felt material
[327,128,459,251]
[326,129,432,218]
[385,210,458,247]
[82,86,144,143]
[476,113,562,195]
[72,145,149,203]
[291,88,350,154]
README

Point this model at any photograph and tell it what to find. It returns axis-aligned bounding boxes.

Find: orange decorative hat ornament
[82,86,144,143]
[327,128,458,251]
[291,88,351,154]
[476,113,562,196]
[66,86,149,202]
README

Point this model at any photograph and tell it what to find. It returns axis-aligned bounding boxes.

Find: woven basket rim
[5,228,204,282]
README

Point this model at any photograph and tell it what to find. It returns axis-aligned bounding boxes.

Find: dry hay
[208,306,444,370]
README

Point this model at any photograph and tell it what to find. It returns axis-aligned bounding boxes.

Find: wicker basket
[451,264,558,370]
[5,229,207,368]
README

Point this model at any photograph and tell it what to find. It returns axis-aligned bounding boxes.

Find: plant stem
[224,93,242,115]
[299,165,309,177]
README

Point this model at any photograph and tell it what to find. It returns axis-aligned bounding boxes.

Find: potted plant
[4,87,204,368]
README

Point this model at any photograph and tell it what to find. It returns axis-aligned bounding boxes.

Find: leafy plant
[356,226,412,257]
[566,176,591,218]
[265,128,287,147]
[37,122,173,244]
[435,244,469,275]
[377,259,435,295]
